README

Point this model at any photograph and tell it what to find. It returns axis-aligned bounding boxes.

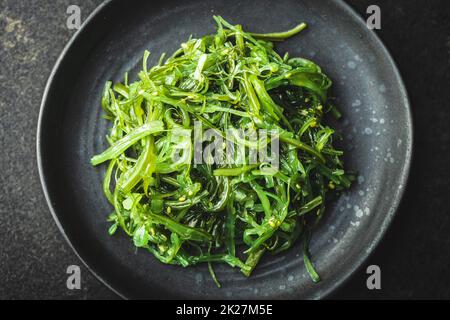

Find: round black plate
[37,0,412,299]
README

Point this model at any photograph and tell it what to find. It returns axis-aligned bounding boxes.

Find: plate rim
[36,0,413,300]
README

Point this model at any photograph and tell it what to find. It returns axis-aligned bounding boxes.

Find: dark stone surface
[0,0,448,299]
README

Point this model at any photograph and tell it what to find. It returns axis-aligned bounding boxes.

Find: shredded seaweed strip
[92,16,352,284]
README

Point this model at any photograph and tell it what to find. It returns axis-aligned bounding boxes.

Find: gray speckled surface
[0,0,449,299]
[0,0,116,300]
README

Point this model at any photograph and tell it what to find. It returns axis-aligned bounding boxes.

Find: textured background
[0,0,448,299]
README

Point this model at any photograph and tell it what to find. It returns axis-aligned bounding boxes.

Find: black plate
[37,0,412,299]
